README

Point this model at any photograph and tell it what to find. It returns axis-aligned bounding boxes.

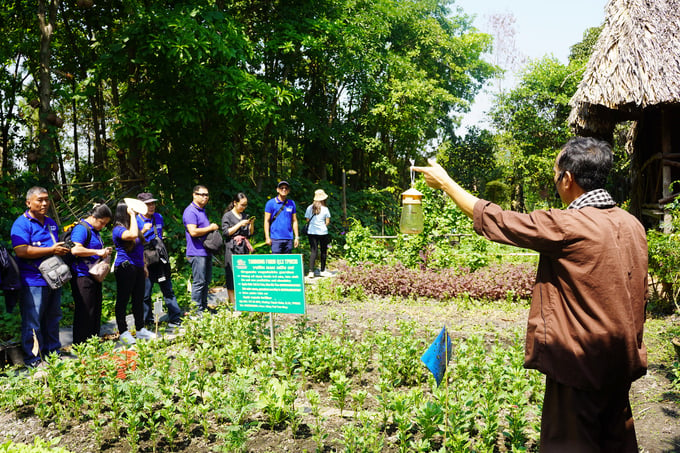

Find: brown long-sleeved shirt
[473,200,648,391]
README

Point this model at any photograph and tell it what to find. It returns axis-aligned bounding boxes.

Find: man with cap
[264,181,299,254]
[136,192,183,327]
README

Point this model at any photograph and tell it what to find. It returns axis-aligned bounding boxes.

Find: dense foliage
[647,199,680,313]
[0,0,495,207]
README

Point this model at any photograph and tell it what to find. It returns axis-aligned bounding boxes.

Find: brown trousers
[540,377,638,453]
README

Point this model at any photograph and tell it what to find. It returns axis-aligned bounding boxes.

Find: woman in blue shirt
[112,201,154,345]
[70,203,112,344]
[304,189,332,278]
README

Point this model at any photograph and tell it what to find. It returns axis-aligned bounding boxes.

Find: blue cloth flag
[421,326,453,386]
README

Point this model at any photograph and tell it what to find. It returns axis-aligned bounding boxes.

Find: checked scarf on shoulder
[568,188,617,210]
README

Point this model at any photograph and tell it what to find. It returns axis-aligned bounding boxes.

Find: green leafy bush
[647,198,680,313]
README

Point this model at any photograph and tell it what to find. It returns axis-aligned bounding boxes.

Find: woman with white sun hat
[304,189,332,277]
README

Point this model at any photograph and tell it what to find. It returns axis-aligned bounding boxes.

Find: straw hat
[313,189,329,201]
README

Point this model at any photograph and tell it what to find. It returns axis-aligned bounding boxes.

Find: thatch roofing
[569,0,680,134]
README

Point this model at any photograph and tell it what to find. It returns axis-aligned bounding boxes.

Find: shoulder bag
[36,228,72,289]
[38,255,72,290]
[203,230,224,255]
[88,255,111,283]
[143,215,169,266]
[302,213,315,236]
[270,201,287,224]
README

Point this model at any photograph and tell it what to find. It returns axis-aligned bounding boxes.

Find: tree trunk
[71,79,80,176]
[89,92,105,169]
[37,0,60,180]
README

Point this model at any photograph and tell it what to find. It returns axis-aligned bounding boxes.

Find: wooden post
[662,110,672,233]
[269,312,276,354]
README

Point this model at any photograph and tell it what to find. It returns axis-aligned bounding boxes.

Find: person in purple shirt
[112,201,155,345]
[11,186,70,367]
[136,192,183,327]
[69,203,112,345]
[182,185,219,314]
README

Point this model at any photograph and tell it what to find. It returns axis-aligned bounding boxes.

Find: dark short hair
[193,185,207,194]
[557,137,613,191]
[227,192,248,212]
[91,203,112,220]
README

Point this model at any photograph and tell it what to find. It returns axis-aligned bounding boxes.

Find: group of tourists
[5,181,331,367]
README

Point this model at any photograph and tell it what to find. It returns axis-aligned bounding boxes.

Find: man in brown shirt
[414,137,647,452]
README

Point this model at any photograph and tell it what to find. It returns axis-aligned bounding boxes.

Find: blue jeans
[271,239,293,254]
[143,273,182,324]
[188,255,212,312]
[20,286,62,365]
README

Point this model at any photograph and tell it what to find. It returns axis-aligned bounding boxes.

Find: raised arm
[411,161,479,219]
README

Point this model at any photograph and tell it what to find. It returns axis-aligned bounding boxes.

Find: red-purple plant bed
[333,261,535,301]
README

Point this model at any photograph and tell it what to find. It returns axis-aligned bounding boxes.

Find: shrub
[333,261,535,301]
[647,196,680,314]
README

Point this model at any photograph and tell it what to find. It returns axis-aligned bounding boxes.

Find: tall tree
[37,0,60,179]
[490,56,583,209]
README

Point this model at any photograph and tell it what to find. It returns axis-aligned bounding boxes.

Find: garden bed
[0,294,678,452]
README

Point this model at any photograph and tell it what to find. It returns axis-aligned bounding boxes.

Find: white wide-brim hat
[313,189,329,201]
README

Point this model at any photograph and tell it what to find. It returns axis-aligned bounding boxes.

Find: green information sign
[233,254,306,314]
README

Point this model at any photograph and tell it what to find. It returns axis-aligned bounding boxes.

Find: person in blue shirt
[10,186,70,366]
[304,189,332,278]
[264,181,299,254]
[136,192,183,327]
[70,203,112,345]
[112,201,155,345]
[182,185,219,314]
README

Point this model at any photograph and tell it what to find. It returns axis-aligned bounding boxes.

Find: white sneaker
[307,272,315,278]
[120,330,136,345]
[320,270,333,277]
[136,327,156,340]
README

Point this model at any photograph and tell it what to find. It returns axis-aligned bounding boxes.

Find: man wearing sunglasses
[413,137,647,453]
[264,180,299,254]
[183,185,219,314]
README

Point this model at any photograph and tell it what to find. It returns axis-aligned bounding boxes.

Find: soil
[1,298,679,452]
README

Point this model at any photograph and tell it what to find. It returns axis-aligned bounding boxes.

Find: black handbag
[143,217,169,266]
[203,230,224,255]
[302,213,315,236]
[144,237,168,266]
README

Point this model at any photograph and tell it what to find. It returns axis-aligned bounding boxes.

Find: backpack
[60,221,92,266]
[0,245,22,291]
[0,245,22,313]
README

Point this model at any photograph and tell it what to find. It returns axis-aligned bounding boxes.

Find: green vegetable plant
[257,376,298,429]
[0,288,549,452]
[340,413,385,453]
[305,389,328,453]
[328,370,352,416]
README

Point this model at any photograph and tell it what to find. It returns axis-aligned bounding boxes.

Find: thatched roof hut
[568,0,680,226]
